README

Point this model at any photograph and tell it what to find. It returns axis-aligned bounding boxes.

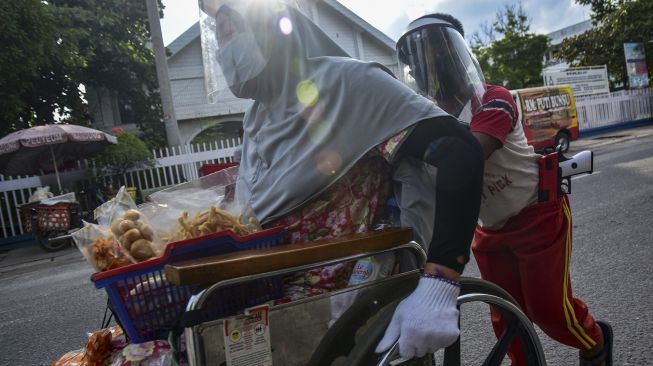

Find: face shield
[397,18,486,123]
[198,0,277,101]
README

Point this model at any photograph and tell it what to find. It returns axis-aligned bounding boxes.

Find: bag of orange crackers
[72,221,131,272]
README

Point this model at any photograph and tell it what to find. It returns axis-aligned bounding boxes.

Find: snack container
[91,227,288,343]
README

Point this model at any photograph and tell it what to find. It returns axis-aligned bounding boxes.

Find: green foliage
[471,3,549,89]
[558,0,653,89]
[574,0,619,19]
[93,131,154,177]
[128,90,168,148]
[191,123,224,145]
[0,0,167,147]
[0,1,84,131]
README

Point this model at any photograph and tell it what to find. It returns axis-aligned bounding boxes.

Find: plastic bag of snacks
[51,350,84,366]
[108,340,175,366]
[94,198,115,227]
[51,326,179,366]
[107,186,165,262]
[147,167,261,243]
[71,221,131,271]
[83,328,115,364]
[50,326,126,366]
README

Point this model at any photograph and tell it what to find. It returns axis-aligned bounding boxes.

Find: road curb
[0,246,81,273]
[572,124,653,151]
[0,252,84,277]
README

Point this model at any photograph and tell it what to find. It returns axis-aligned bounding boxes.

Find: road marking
[571,171,601,180]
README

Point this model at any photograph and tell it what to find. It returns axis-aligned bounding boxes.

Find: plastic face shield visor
[198,0,275,102]
[397,21,486,122]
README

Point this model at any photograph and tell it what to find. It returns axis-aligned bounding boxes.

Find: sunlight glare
[279,16,293,34]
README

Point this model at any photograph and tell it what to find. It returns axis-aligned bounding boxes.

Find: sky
[159,0,592,46]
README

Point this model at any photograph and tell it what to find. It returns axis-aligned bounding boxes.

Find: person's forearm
[397,118,485,277]
[471,131,500,160]
[425,132,484,274]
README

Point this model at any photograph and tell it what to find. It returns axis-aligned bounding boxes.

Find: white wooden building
[89,0,399,144]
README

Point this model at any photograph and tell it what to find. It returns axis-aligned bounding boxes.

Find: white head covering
[200,1,451,223]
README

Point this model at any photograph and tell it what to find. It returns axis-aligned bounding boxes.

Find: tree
[558,0,653,89]
[0,0,167,147]
[0,1,84,132]
[470,3,550,89]
[93,131,154,177]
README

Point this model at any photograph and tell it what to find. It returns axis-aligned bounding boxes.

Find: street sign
[623,42,650,89]
[543,66,610,97]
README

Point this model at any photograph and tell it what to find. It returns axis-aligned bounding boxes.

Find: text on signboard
[523,94,571,113]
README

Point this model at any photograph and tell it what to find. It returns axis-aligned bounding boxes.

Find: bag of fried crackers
[71,221,132,271]
[147,166,261,244]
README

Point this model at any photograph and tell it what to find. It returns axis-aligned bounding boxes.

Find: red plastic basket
[19,206,36,233]
[37,203,73,231]
[91,227,288,343]
[198,162,239,177]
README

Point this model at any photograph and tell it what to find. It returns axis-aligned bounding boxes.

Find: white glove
[375,276,461,359]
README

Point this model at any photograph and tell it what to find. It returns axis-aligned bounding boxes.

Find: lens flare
[316,149,343,176]
[296,80,319,107]
[304,102,331,144]
[279,16,293,35]
[303,100,325,123]
[308,120,330,145]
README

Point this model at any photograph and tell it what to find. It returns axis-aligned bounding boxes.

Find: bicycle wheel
[309,276,546,366]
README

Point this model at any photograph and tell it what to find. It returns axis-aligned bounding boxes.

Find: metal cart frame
[165,229,547,366]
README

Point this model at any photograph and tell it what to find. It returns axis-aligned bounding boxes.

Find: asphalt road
[1,127,652,365]
[0,256,106,365]
[557,132,653,366]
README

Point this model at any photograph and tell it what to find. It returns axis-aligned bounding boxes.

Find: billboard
[543,66,610,97]
[623,42,650,89]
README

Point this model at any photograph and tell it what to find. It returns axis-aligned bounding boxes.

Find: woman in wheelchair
[199,0,484,359]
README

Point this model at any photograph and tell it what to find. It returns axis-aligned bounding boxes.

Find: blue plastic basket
[91,227,288,343]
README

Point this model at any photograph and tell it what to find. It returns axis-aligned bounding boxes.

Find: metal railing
[576,87,653,131]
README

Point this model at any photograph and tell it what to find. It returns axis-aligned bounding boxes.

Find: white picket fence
[0,137,241,239]
[576,87,653,131]
[1,89,652,241]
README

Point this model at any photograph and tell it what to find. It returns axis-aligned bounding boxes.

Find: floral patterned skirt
[266,124,415,303]
[268,154,394,303]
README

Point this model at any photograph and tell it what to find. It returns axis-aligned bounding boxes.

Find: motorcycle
[18,186,108,252]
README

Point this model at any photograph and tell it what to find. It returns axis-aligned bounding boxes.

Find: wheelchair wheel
[308,275,546,366]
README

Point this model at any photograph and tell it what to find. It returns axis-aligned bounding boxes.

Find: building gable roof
[321,0,395,50]
[166,0,395,58]
[167,21,200,56]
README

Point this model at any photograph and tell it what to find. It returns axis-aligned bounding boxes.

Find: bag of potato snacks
[106,186,164,263]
